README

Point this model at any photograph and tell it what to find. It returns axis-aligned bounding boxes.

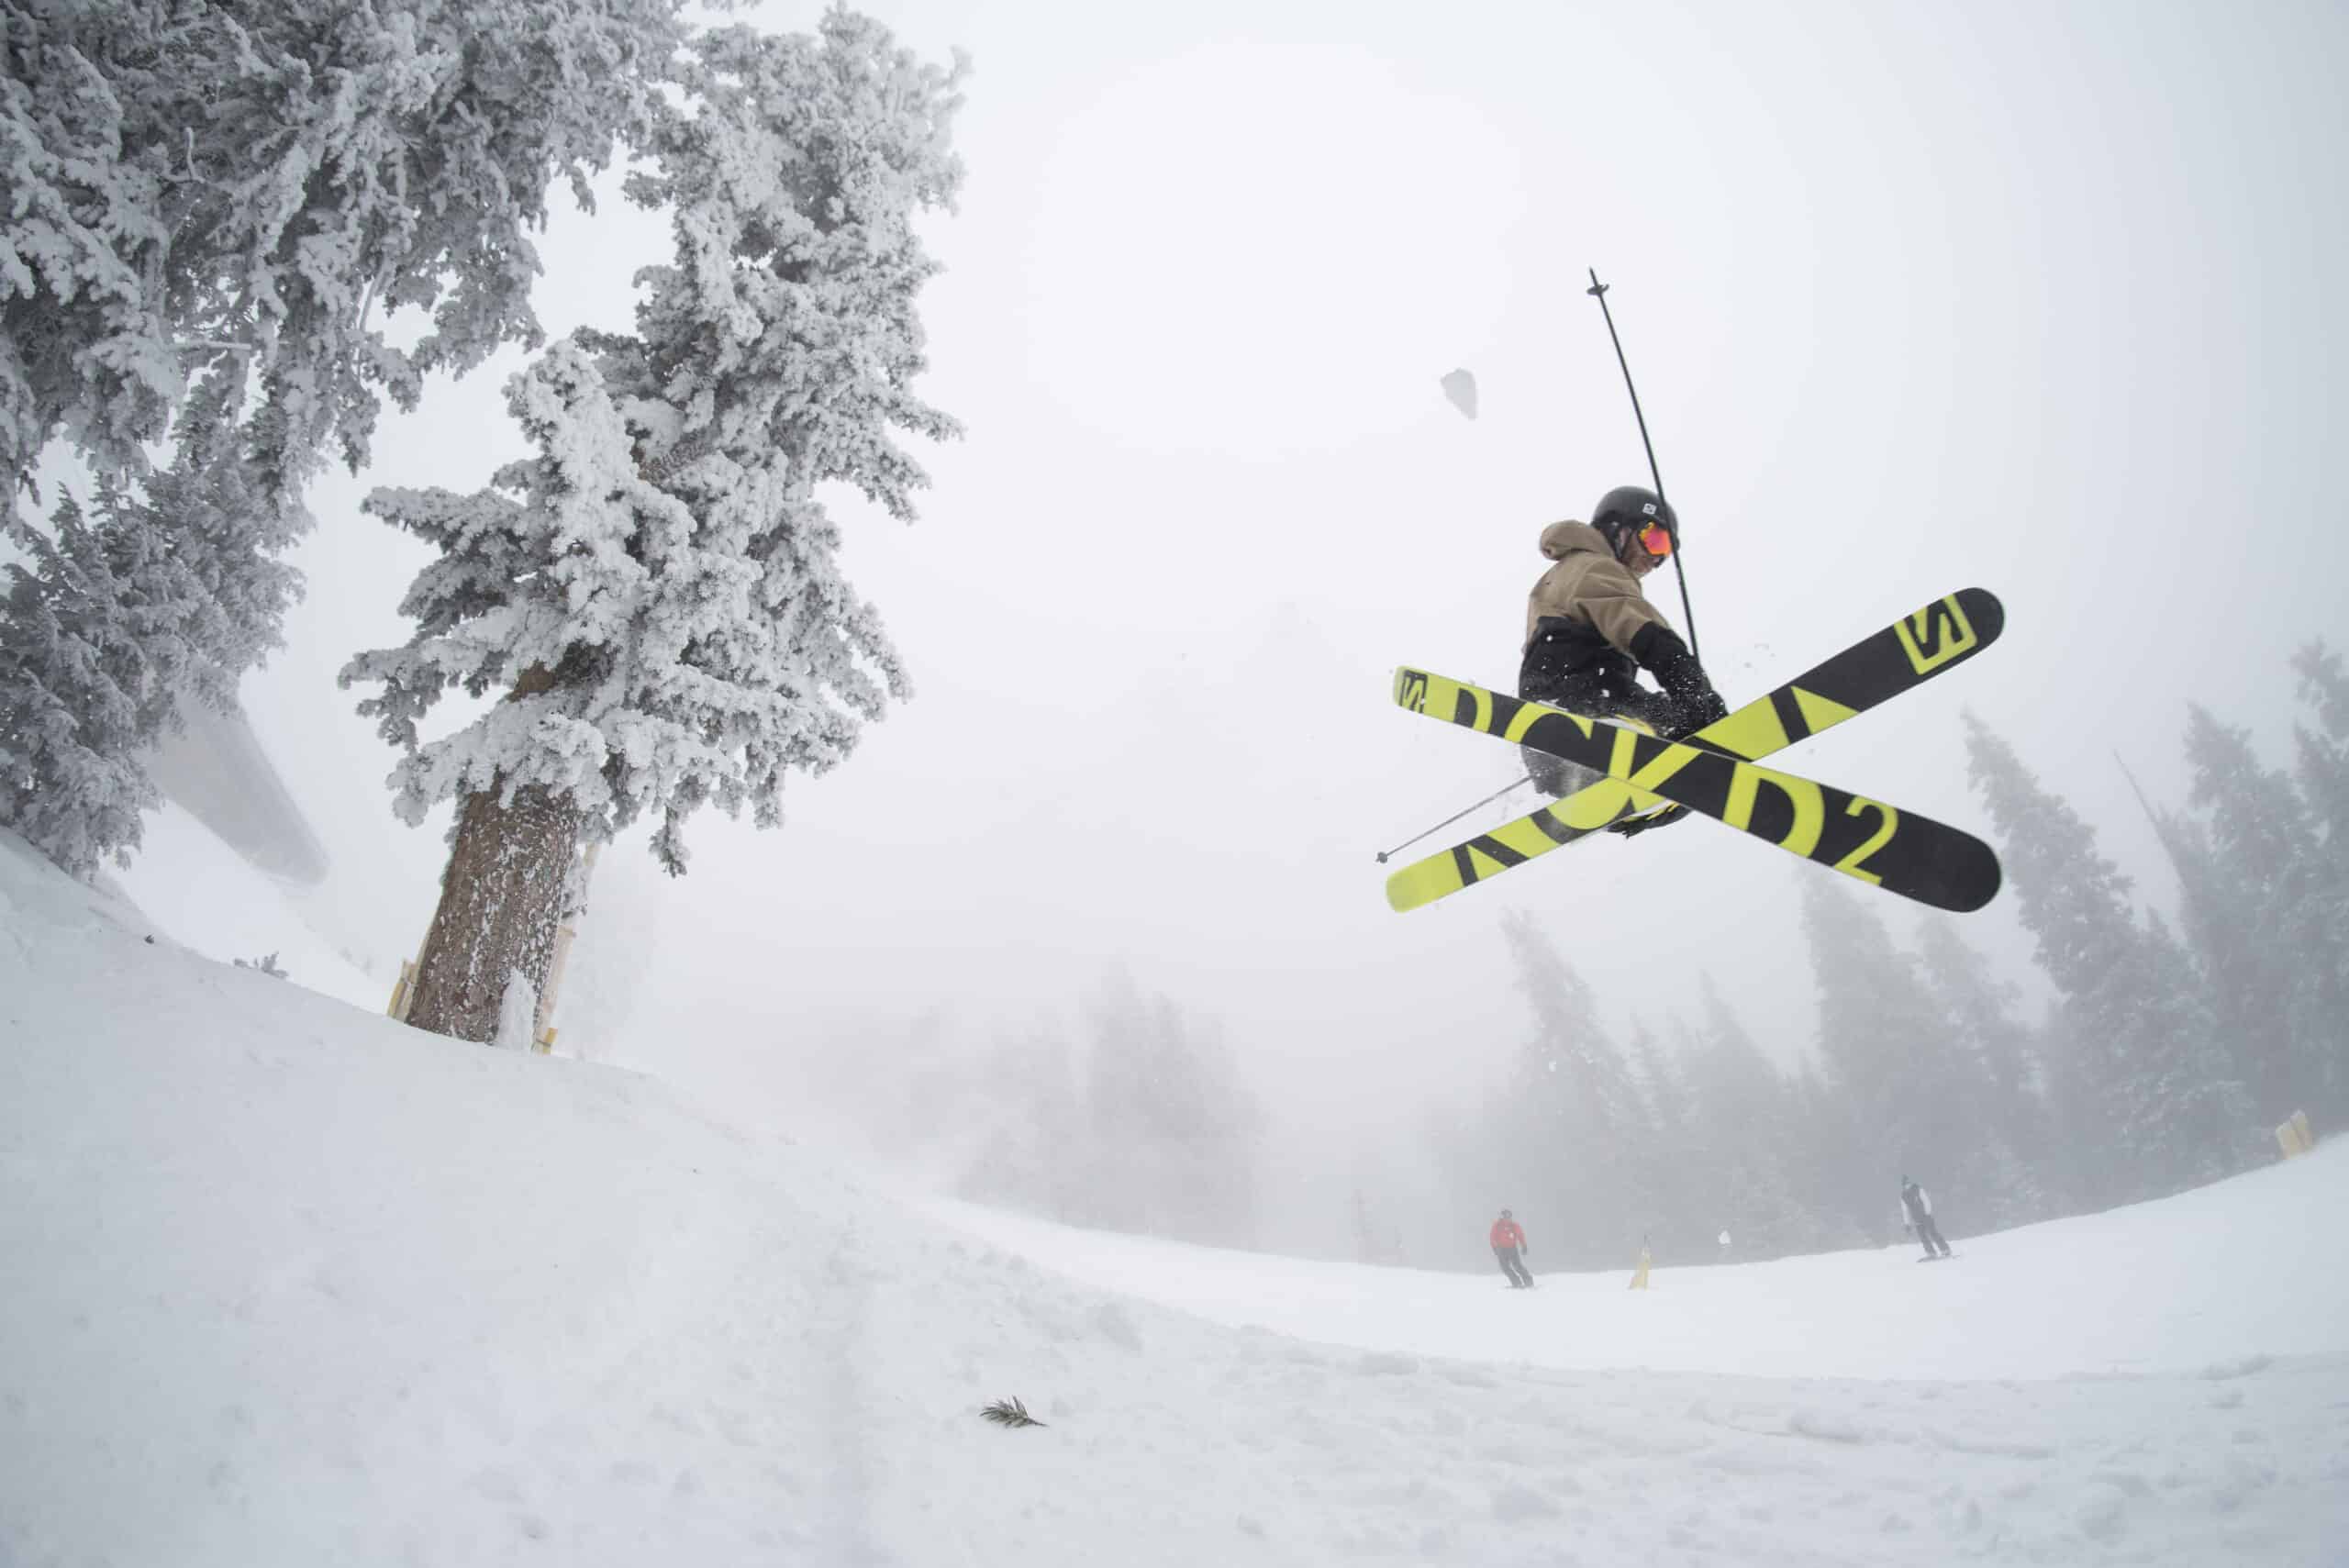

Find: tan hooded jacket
[1522,520,1670,655]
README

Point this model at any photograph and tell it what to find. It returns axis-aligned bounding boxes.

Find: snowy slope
[103,800,384,1011]
[3,828,2345,1567]
[923,1158,2347,1383]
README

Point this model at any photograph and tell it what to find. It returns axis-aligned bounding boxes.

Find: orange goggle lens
[1636,521,1675,558]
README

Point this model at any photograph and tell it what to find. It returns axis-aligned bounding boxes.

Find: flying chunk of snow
[1440,368,1478,419]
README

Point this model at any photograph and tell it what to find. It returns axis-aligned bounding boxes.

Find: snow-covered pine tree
[1669,979,1821,1261]
[0,375,302,874]
[342,12,965,1042]
[1074,976,1262,1249]
[1914,917,2057,1223]
[1778,1056,1875,1246]
[1798,879,2027,1234]
[2288,641,2349,1121]
[1619,1017,1698,1253]
[2295,641,2349,750]
[2150,705,2328,1122]
[0,0,685,874]
[1493,910,1653,1268]
[956,1026,1086,1226]
[1,490,167,876]
[1349,1185,1397,1266]
[1962,713,2249,1203]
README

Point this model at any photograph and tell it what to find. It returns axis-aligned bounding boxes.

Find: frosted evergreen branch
[979,1397,1045,1429]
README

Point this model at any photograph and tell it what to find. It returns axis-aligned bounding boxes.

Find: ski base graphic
[1390,668,2002,913]
[1386,590,2004,912]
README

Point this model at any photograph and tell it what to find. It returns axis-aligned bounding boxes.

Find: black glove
[1666,689,1730,740]
[1628,623,1727,740]
[1608,804,1690,837]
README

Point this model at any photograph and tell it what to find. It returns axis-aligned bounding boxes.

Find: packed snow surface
[925,1170,2344,1384]
[3,831,2344,1565]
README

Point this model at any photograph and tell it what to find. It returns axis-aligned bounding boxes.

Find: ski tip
[1955,587,2006,642]
[1956,843,2003,913]
[1928,841,2003,915]
[1384,867,1442,914]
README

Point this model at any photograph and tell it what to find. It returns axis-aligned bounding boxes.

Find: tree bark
[405,780,584,1044]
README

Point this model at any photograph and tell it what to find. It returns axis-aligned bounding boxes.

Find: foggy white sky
[235,0,2347,1180]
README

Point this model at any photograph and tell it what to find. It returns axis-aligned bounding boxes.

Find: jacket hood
[1540,519,1610,562]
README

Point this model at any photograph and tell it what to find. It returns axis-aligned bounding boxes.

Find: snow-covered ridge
[3,829,2343,1565]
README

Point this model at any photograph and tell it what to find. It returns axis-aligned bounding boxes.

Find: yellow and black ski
[1388,593,2004,913]
[1386,590,2002,912]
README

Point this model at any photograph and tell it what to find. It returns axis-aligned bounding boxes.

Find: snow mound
[3,829,2344,1566]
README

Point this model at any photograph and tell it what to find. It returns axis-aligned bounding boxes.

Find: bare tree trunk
[405,780,584,1044]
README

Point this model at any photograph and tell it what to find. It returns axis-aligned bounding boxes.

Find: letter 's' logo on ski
[1396,669,1431,713]
[1895,596,1978,675]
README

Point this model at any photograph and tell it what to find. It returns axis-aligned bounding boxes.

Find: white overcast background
[223,0,2346,1236]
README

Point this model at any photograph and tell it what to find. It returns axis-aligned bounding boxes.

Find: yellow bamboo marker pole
[2277,1109,2315,1159]
[532,840,602,1053]
[386,959,417,1022]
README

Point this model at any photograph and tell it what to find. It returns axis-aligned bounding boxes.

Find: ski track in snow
[2,831,2346,1566]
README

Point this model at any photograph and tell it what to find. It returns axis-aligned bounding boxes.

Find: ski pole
[1586,269,1701,666]
[1375,773,1538,862]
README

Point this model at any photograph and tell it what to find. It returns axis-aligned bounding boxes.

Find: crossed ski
[1386,590,2006,914]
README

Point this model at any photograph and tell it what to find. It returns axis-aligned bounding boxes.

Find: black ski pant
[1495,1246,1533,1287]
[1515,686,1682,799]
[1915,1216,1951,1257]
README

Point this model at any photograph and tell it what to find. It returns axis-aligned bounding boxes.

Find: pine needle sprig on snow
[980,1396,1046,1429]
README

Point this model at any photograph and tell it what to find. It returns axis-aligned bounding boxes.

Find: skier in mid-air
[1490,1208,1534,1289]
[1518,486,1730,823]
[1899,1175,1953,1260]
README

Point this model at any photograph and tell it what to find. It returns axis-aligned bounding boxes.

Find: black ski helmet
[1591,485,1676,552]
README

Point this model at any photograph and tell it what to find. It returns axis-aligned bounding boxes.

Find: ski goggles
[1635,521,1675,558]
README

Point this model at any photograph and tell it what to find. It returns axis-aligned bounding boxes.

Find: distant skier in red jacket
[1490,1209,1533,1288]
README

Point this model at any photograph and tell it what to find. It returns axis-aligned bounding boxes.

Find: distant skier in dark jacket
[1490,1209,1533,1288]
[1899,1176,1952,1259]
[1519,486,1729,816]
